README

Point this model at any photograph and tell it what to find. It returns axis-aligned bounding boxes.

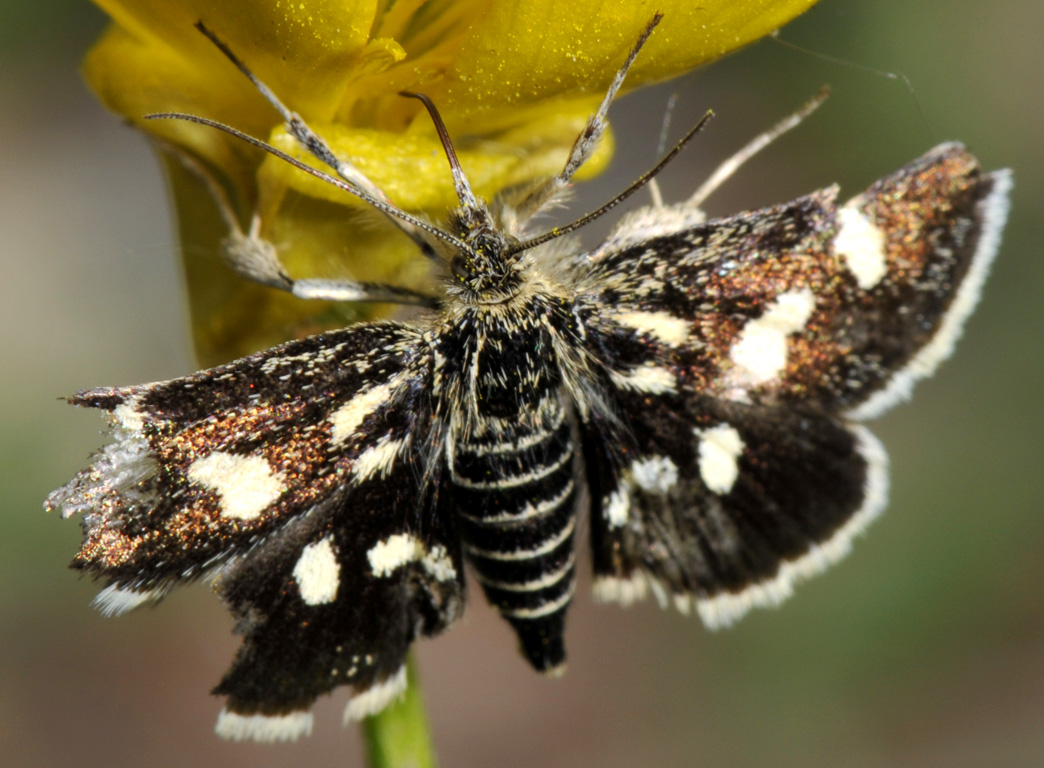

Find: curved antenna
[400,91,480,211]
[505,109,714,256]
[145,112,473,254]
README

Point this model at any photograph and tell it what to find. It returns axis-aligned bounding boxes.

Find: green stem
[361,653,438,768]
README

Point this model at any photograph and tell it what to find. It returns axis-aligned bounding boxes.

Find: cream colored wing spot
[187,451,284,520]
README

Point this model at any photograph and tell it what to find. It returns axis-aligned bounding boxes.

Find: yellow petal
[260,112,613,212]
[84,0,386,203]
[83,0,821,362]
[92,0,377,118]
[369,1,821,132]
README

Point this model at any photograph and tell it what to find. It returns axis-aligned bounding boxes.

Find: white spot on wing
[847,169,1013,421]
[729,288,816,385]
[187,451,284,520]
[366,534,457,581]
[605,487,631,528]
[113,396,144,431]
[696,423,745,494]
[609,363,677,394]
[834,205,888,289]
[293,536,340,605]
[352,436,404,482]
[422,545,458,582]
[368,533,423,577]
[696,425,889,629]
[631,455,679,493]
[343,666,408,723]
[330,382,395,445]
[611,309,690,345]
[215,709,313,742]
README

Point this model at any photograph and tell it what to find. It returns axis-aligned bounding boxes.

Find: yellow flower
[85,0,819,364]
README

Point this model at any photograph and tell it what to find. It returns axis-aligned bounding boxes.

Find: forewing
[577,144,1011,415]
[46,322,428,603]
[47,321,465,737]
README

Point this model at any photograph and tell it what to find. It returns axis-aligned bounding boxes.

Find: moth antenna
[687,86,831,209]
[145,112,472,255]
[769,32,933,133]
[194,21,439,261]
[508,13,664,223]
[648,91,680,208]
[506,109,714,256]
[400,91,480,211]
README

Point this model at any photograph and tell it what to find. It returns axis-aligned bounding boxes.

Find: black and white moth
[47,16,1012,742]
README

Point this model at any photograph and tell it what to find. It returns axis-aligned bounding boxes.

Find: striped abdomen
[449,397,578,672]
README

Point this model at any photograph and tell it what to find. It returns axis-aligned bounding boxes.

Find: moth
[47,16,1011,742]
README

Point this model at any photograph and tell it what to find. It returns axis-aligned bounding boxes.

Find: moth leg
[226,216,436,305]
[290,278,439,307]
[194,22,437,259]
[686,87,830,209]
[218,212,291,290]
[194,22,379,201]
[159,137,438,307]
[223,215,437,306]
[508,14,663,222]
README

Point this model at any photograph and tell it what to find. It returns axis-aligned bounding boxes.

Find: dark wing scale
[46,323,424,596]
[574,144,1007,624]
[836,146,1012,418]
[583,390,887,628]
[212,431,463,741]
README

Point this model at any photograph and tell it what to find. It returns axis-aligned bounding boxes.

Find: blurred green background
[3,1,1042,766]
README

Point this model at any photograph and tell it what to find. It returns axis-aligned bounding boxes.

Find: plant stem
[361,653,437,768]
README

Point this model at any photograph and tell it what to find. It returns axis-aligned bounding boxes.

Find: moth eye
[450,253,472,282]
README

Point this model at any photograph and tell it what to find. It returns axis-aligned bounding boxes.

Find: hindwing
[583,392,887,627]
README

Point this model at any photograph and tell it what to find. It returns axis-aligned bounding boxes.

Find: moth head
[398,91,530,302]
[441,201,525,300]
